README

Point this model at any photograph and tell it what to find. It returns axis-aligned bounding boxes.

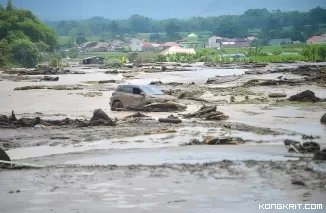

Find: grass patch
[249,54,307,63]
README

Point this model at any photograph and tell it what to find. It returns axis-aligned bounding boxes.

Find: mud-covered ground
[1,62,326,212]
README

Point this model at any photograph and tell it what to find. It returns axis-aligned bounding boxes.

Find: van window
[133,87,142,94]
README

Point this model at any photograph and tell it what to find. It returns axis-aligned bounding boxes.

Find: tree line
[47,7,326,42]
[0,0,58,68]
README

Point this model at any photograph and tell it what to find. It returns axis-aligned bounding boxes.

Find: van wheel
[111,101,123,111]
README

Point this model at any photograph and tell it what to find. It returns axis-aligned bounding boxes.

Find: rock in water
[0,115,8,123]
[288,90,321,102]
[90,109,110,122]
[302,142,320,153]
[15,117,41,127]
[313,149,326,161]
[0,148,10,161]
[321,113,326,123]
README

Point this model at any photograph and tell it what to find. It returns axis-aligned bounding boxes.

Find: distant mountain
[1,0,326,20]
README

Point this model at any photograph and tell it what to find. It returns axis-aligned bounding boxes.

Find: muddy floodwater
[1,62,326,212]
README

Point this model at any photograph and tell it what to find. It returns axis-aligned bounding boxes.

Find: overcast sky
[1,0,325,20]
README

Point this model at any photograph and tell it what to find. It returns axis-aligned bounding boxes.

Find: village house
[81,56,105,65]
[307,34,326,44]
[129,38,142,52]
[142,41,156,51]
[268,38,292,46]
[222,38,251,48]
[80,41,110,52]
[207,36,223,48]
[159,46,196,55]
[107,39,125,51]
[162,42,180,48]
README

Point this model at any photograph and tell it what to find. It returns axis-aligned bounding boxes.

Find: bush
[272,51,282,55]
[301,44,326,62]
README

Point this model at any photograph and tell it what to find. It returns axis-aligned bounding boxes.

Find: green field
[223,44,304,54]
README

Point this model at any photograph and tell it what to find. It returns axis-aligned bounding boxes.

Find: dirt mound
[183,106,229,121]
[0,148,10,161]
[88,109,116,126]
[320,113,326,123]
[313,149,326,161]
[288,90,322,102]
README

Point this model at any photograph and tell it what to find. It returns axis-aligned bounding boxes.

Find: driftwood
[183,106,229,121]
[145,129,177,135]
[290,144,299,153]
[269,93,287,98]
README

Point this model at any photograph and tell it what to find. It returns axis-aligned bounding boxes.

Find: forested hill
[47,7,326,42]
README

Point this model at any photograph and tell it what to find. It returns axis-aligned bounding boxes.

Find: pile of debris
[0,109,116,128]
[284,139,321,154]
[143,102,187,112]
[183,106,229,121]
[313,149,326,161]
[243,79,305,87]
[118,112,153,124]
[206,75,242,84]
[14,85,82,91]
[149,81,184,86]
[40,76,59,82]
[3,66,85,75]
[184,136,245,145]
[288,90,323,102]
[158,115,182,124]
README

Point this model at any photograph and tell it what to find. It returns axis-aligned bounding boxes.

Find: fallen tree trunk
[158,118,182,124]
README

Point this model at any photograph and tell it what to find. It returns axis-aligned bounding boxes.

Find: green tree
[0,4,58,67]
[11,39,40,68]
[0,39,12,67]
[214,19,247,38]
[76,36,87,45]
[6,0,14,11]
[165,19,181,40]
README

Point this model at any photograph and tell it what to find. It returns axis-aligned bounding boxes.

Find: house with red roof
[307,34,326,44]
[162,42,180,47]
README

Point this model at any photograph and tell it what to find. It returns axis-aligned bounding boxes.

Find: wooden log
[290,144,299,153]
[158,118,182,124]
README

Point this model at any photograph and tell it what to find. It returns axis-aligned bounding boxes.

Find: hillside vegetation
[0,0,58,68]
[47,7,326,44]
